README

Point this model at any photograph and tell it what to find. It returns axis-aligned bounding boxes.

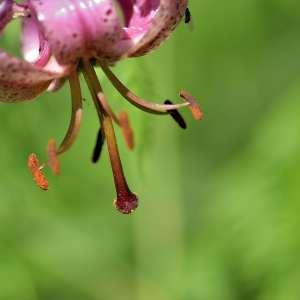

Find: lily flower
[0,0,202,214]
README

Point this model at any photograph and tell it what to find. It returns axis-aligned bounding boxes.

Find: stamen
[164,100,187,129]
[57,71,83,155]
[97,94,119,124]
[28,153,49,191]
[185,8,191,24]
[98,61,189,115]
[28,72,82,190]
[118,111,135,150]
[184,7,194,31]
[92,128,105,163]
[82,59,138,214]
[179,90,203,120]
[47,139,60,175]
[92,81,135,150]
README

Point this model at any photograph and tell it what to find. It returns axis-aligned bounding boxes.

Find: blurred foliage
[1,1,300,300]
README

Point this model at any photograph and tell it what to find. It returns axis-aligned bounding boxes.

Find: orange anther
[28,154,49,191]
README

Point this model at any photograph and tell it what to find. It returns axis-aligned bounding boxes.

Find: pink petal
[126,0,188,57]
[0,50,62,102]
[22,11,52,67]
[28,0,130,64]
[0,0,13,33]
[21,10,71,91]
[119,0,160,42]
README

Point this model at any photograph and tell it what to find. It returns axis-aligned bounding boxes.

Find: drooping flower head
[0,0,202,214]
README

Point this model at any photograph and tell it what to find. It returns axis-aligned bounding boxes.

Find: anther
[47,139,60,175]
[179,90,203,120]
[92,128,105,163]
[28,153,49,191]
[164,100,187,129]
[185,8,191,24]
[118,111,135,149]
[95,90,135,150]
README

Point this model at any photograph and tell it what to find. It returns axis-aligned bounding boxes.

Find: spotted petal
[0,50,62,102]
[27,0,187,64]
[28,0,130,65]
[125,0,188,57]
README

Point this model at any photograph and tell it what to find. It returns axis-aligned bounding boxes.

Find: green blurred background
[1,1,300,299]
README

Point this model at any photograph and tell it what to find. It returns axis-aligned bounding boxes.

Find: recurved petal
[126,0,188,57]
[21,11,51,68]
[28,0,127,65]
[0,50,62,103]
[0,0,13,33]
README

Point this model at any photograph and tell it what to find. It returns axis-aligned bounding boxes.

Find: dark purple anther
[92,128,105,163]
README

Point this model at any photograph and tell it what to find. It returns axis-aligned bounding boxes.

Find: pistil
[82,59,138,214]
